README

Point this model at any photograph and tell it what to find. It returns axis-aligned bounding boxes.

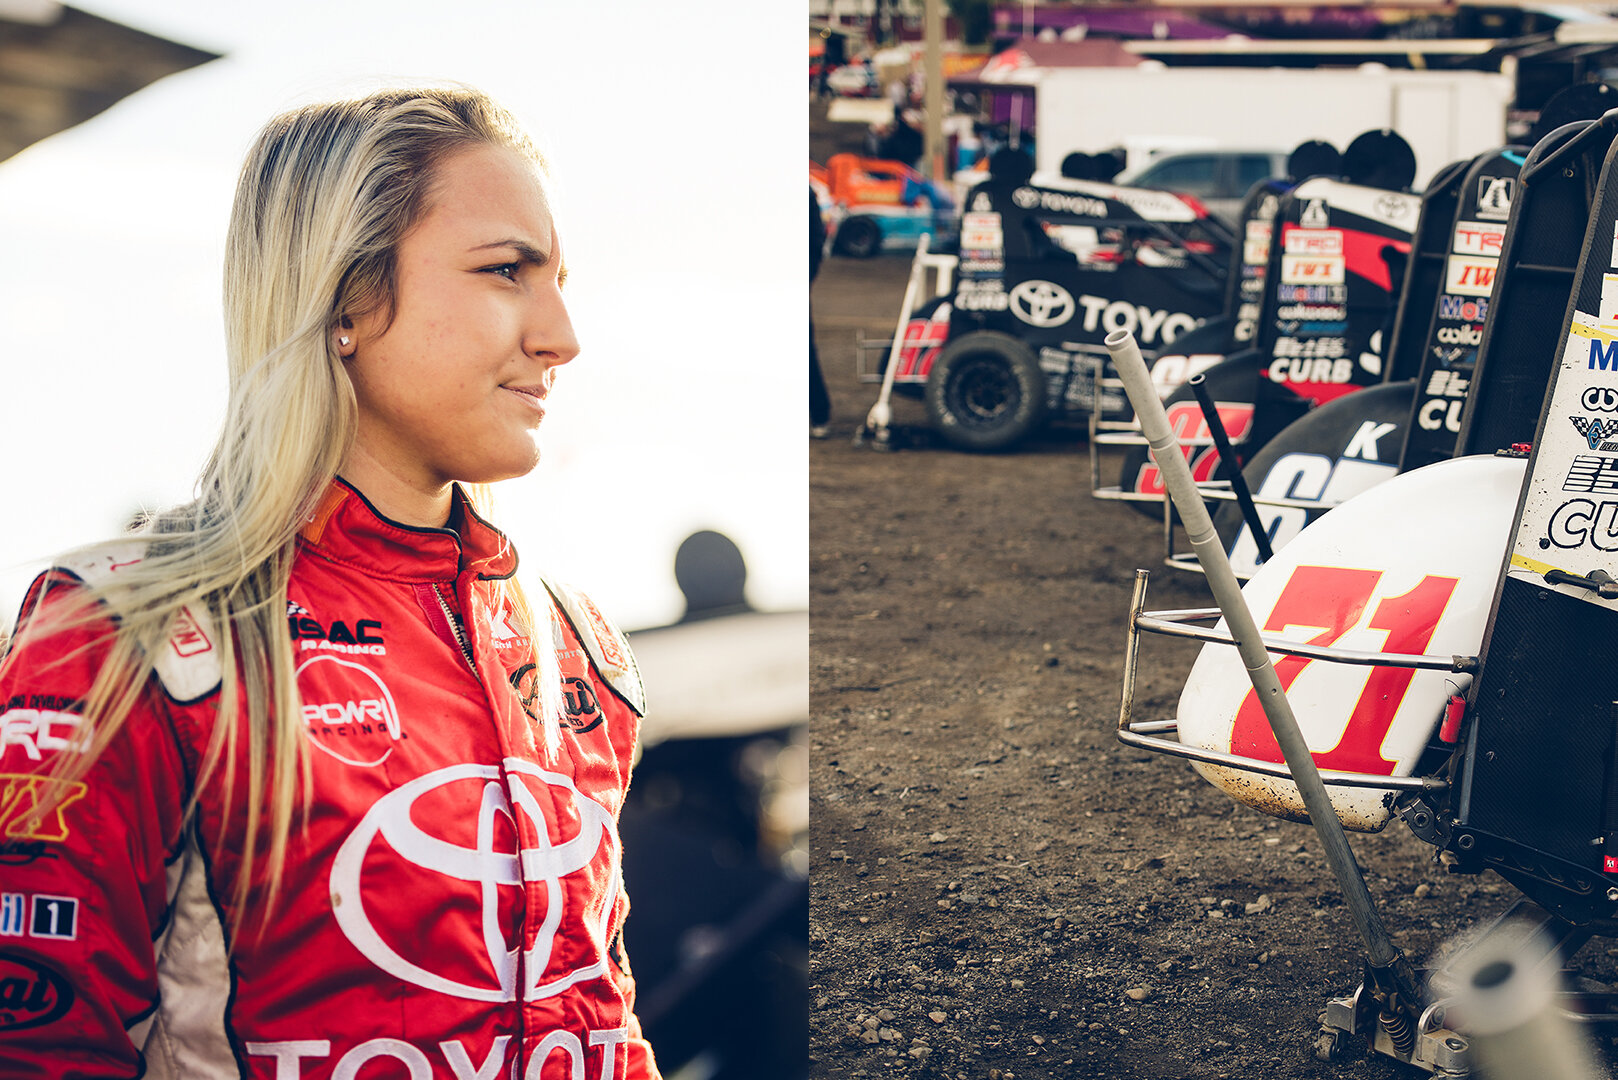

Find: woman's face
[343,142,578,493]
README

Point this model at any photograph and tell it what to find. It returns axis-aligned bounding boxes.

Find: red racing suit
[0,479,660,1080]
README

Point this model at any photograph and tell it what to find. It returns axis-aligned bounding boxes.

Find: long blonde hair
[3,87,564,933]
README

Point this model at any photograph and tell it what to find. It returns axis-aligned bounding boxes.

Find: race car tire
[924,332,1046,452]
[834,216,883,259]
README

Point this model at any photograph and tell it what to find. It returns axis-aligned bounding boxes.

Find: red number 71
[1227,565,1459,776]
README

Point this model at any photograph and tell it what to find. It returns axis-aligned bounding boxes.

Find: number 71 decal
[1227,565,1460,774]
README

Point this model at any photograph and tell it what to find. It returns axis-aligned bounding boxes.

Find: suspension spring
[1379,1008,1416,1057]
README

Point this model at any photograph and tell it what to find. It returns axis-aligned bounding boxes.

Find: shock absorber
[1379,1007,1416,1057]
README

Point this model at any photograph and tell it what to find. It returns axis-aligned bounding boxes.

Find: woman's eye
[484,263,520,280]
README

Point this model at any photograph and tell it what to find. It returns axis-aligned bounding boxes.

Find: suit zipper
[432,582,477,674]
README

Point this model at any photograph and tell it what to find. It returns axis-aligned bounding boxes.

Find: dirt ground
[806,101,1562,1080]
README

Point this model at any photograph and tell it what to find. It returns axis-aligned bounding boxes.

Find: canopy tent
[0,1,219,164]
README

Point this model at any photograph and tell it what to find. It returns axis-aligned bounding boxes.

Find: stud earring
[339,336,351,347]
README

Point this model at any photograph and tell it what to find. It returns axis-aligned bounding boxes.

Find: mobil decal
[1445,255,1498,297]
[1514,315,1618,590]
[0,893,78,941]
[1452,220,1505,257]
[1129,400,1256,497]
[1438,295,1489,322]
[1276,284,1346,304]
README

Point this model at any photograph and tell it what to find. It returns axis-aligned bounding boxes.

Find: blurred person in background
[811,185,830,437]
[0,87,661,1080]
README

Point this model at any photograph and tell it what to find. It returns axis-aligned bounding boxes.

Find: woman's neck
[337,444,455,528]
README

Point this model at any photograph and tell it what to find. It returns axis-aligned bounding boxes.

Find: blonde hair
[3,87,564,934]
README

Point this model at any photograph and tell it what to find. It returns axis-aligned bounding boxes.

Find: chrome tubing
[862,233,931,446]
[1105,328,1409,977]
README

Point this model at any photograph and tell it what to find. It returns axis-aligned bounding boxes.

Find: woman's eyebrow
[471,238,551,265]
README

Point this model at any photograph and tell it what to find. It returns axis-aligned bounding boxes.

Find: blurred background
[0,3,805,1078]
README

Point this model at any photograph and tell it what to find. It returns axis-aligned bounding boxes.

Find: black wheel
[834,216,883,258]
[924,332,1045,452]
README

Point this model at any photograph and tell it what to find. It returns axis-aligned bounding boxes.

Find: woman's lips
[502,385,547,416]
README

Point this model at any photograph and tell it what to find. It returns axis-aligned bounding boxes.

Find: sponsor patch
[1283,228,1343,256]
[1435,325,1484,347]
[1564,455,1618,494]
[0,710,84,763]
[0,952,73,1031]
[954,280,1009,312]
[1571,415,1618,452]
[1272,336,1346,360]
[575,594,628,674]
[1276,284,1346,304]
[0,777,87,842]
[0,895,22,936]
[1477,176,1515,220]
[1425,370,1470,399]
[169,608,212,658]
[1512,313,1618,591]
[1280,254,1344,285]
[507,665,602,734]
[1071,295,1197,345]
[1009,279,1075,327]
[1438,295,1489,322]
[959,212,1002,251]
[1452,220,1505,257]
[1445,255,1498,297]
[1583,386,1618,412]
[1299,199,1329,229]
[295,656,405,769]
[1010,186,1107,217]
[28,896,76,941]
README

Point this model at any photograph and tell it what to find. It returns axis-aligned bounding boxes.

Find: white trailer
[1032,64,1514,190]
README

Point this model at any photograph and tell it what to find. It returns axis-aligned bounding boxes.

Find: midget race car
[813,153,956,259]
[862,170,1234,451]
[1110,104,1618,1075]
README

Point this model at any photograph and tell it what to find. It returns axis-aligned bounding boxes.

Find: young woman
[0,88,660,1080]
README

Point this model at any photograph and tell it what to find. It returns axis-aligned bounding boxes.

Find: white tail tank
[1175,453,1526,831]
